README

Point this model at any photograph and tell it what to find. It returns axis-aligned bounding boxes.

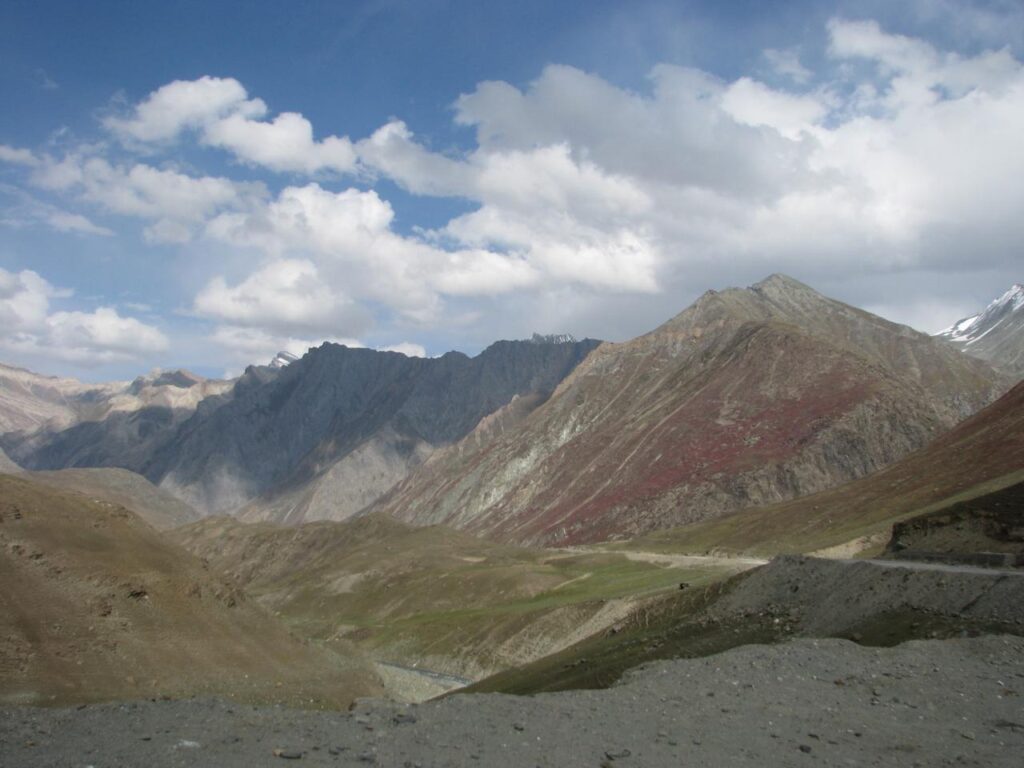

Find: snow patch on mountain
[937,284,1024,344]
[268,351,299,369]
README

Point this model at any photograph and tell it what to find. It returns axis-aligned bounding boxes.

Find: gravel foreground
[3,636,1023,768]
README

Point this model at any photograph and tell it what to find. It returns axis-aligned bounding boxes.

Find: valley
[1,275,1022,766]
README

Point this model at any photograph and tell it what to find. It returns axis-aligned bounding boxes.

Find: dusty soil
[2,635,1022,767]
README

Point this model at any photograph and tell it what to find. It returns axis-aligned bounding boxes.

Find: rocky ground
[3,635,1022,767]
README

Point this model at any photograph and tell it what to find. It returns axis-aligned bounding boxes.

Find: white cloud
[764,48,812,84]
[6,17,1024,364]
[108,76,358,175]
[31,153,260,243]
[0,145,39,166]
[0,185,113,236]
[185,25,1024,343]
[0,267,167,364]
[206,183,541,326]
[720,77,828,139]
[104,76,266,143]
[209,326,344,364]
[380,342,426,357]
[193,258,367,335]
[202,111,357,174]
[356,120,475,196]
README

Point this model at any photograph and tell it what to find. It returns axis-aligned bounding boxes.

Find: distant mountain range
[0,362,232,435]
[1,274,1017,545]
[3,337,599,521]
[936,284,1024,375]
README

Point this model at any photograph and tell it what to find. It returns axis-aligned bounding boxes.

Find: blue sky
[1,0,1023,380]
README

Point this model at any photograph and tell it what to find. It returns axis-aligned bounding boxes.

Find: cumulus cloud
[30,152,260,243]
[181,23,1024,341]
[107,76,358,175]
[205,183,541,327]
[5,16,1024,364]
[104,76,266,143]
[202,111,357,174]
[0,185,113,236]
[720,77,828,139]
[0,144,39,166]
[193,258,369,335]
[0,267,167,364]
[763,48,813,84]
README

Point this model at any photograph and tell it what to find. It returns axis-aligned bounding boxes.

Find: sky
[1,0,1023,381]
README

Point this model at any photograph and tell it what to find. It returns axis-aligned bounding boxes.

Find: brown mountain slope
[627,378,1024,556]
[373,275,1006,546]
[0,475,381,707]
[27,467,201,530]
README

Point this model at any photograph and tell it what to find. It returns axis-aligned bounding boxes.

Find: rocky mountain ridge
[371,275,1007,545]
[4,337,599,520]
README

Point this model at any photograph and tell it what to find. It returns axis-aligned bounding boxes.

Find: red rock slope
[373,275,1006,546]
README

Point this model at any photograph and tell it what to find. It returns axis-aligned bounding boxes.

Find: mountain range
[0,363,234,435]
[1,275,1019,547]
[3,337,599,522]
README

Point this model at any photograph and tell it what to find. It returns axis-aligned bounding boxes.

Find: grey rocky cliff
[6,337,599,518]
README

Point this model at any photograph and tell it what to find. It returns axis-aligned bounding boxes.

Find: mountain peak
[935,283,1024,374]
[749,273,821,302]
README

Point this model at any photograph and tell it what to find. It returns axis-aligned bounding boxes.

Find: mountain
[626,376,1024,557]
[0,363,122,433]
[0,474,381,707]
[936,284,1024,375]
[0,362,233,436]
[6,337,599,520]
[371,274,1007,546]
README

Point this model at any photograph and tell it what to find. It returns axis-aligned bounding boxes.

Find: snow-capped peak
[936,283,1024,344]
[529,332,577,345]
[268,351,299,369]
[996,283,1024,311]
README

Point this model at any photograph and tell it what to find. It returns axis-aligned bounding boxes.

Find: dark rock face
[886,480,1024,557]
[6,339,599,516]
[7,407,182,473]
